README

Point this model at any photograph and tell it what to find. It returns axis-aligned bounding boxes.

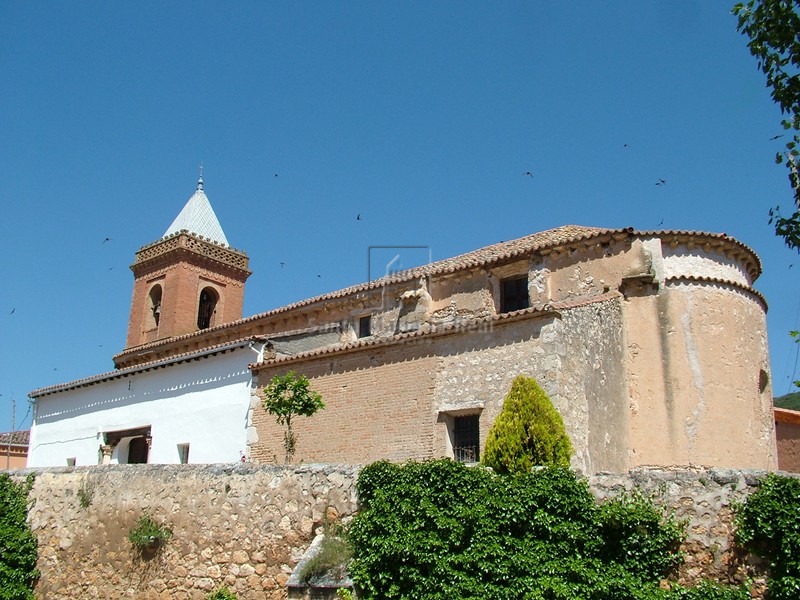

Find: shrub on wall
[206,588,238,600]
[0,473,38,600]
[348,460,747,599]
[482,375,573,474]
[735,473,800,599]
[127,514,172,553]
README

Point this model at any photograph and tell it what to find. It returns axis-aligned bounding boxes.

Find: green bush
[206,587,238,600]
[127,514,172,552]
[735,473,800,599]
[348,459,702,599]
[482,375,573,474]
[597,490,686,580]
[299,528,352,583]
[0,473,38,600]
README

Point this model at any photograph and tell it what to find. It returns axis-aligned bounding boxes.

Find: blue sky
[1,2,799,433]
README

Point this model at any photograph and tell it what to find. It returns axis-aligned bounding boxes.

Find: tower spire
[197,163,204,191]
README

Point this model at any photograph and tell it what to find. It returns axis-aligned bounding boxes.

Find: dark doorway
[128,437,149,464]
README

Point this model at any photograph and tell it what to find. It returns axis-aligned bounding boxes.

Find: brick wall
[249,299,630,474]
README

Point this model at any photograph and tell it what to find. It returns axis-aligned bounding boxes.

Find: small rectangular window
[500,276,529,313]
[177,443,190,464]
[453,415,480,463]
[358,315,372,338]
[66,457,76,467]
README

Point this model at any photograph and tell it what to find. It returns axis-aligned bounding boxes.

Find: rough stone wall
[558,296,629,474]
[22,464,358,600]
[11,465,791,599]
[589,467,774,590]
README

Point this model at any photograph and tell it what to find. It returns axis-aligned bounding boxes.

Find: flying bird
[770,135,784,140]
[280,262,285,268]
[9,308,14,315]
[656,179,667,186]
[316,274,321,278]
[524,171,534,178]
[623,143,630,148]
[356,214,362,221]
[102,237,112,243]
[274,173,278,178]
[657,219,664,227]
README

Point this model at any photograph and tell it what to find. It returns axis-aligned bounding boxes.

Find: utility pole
[6,395,14,470]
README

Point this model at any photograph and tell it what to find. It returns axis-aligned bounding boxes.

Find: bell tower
[124,176,251,349]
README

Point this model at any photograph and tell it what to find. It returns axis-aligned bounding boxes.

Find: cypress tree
[482,375,573,474]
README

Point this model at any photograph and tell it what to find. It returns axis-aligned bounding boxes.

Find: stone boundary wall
[14,464,359,600]
[8,464,793,599]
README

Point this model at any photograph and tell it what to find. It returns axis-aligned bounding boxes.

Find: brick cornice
[132,231,250,280]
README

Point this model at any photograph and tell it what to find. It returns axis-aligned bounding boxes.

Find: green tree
[0,473,38,600]
[734,0,800,250]
[262,370,325,463]
[482,375,573,474]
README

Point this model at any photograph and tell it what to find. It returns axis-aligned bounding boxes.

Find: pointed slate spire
[162,174,230,246]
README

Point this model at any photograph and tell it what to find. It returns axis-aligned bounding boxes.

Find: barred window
[453,415,480,463]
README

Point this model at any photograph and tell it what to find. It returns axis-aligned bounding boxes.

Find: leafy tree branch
[262,370,325,463]
[734,0,800,250]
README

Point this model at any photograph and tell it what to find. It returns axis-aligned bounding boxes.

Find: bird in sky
[623,143,629,148]
[657,219,664,227]
[102,237,112,243]
[316,274,321,278]
[656,179,667,186]
[280,262,285,268]
[356,214,362,221]
[770,135,784,140]
[274,173,278,178]
[9,308,15,315]
[524,171,533,178]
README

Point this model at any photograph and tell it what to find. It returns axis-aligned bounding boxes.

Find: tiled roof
[113,225,763,362]
[162,177,229,246]
[31,337,269,398]
[0,430,29,447]
[251,291,624,371]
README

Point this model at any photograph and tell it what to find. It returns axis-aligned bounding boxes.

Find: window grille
[453,415,480,463]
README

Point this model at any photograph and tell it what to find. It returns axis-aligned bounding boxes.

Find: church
[27,178,778,473]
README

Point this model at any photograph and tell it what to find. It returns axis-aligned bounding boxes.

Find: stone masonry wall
[18,464,358,600]
[9,464,793,599]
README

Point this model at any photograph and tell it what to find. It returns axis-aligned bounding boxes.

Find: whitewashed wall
[27,347,259,467]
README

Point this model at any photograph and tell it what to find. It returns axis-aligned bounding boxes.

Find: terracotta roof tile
[0,430,29,446]
[31,337,269,398]
[250,292,624,371]
[113,225,763,362]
